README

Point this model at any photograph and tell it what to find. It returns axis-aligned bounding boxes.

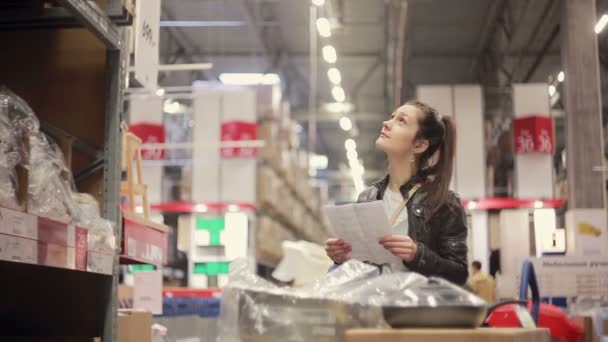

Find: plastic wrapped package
[217,260,387,342]
[27,132,77,222]
[0,86,40,210]
[217,260,488,342]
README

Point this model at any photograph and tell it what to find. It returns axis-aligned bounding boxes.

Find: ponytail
[406,101,458,219]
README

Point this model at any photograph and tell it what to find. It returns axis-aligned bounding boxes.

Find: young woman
[325,100,469,285]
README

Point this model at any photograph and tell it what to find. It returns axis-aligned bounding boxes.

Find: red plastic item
[163,287,222,298]
[486,302,584,342]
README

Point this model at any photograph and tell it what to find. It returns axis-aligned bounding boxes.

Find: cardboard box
[346,328,550,342]
[118,310,152,342]
[573,316,608,342]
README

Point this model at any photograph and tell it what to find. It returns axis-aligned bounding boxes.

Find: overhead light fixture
[344,138,356,151]
[194,204,208,213]
[467,201,477,210]
[219,73,280,85]
[323,102,354,113]
[156,88,165,96]
[310,154,329,170]
[346,149,358,161]
[557,71,565,82]
[339,116,352,131]
[596,14,608,34]
[163,100,182,114]
[327,67,342,84]
[311,0,325,6]
[322,45,337,64]
[316,17,332,38]
[548,85,556,97]
[332,86,346,102]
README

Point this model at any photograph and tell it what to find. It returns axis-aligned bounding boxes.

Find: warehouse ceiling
[158,0,575,199]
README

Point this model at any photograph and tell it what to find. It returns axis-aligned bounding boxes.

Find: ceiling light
[346,149,358,160]
[194,204,208,213]
[557,71,565,82]
[548,85,556,96]
[310,154,328,170]
[596,14,608,34]
[261,74,281,85]
[163,100,182,114]
[344,139,356,151]
[332,86,346,102]
[339,116,352,131]
[312,0,325,6]
[322,45,337,63]
[316,17,332,38]
[219,73,280,85]
[327,68,342,84]
[156,88,165,96]
[323,102,354,113]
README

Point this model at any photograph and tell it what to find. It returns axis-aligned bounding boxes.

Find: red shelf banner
[513,115,554,154]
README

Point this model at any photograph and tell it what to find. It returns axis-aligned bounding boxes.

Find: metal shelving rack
[0,1,130,340]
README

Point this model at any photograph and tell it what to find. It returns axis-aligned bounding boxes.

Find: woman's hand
[325,238,352,264]
[379,235,418,262]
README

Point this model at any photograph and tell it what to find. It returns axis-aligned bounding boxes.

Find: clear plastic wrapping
[0,86,40,210]
[217,260,487,342]
[27,132,77,222]
[72,192,115,251]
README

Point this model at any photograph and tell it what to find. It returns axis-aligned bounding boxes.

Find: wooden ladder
[120,122,150,219]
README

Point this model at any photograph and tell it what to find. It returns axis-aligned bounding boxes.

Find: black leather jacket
[358,176,469,285]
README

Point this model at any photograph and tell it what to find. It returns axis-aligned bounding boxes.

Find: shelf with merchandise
[0,0,130,339]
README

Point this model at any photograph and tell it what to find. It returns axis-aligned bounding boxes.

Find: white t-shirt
[382,188,409,271]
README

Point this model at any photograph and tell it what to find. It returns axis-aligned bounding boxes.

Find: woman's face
[376,104,422,157]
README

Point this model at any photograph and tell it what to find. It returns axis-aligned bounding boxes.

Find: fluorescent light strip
[596,14,608,34]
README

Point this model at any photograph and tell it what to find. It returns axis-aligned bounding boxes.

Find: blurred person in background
[325,100,469,285]
[467,261,496,303]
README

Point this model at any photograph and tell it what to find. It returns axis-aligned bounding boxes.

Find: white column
[418,85,488,272]
[499,209,530,298]
[192,90,222,203]
[512,83,554,198]
[453,85,485,199]
[219,88,257,204]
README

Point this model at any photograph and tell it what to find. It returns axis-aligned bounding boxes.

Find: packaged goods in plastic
[27,132,77,222]
[0,86,40,210]
[217,259,487,342]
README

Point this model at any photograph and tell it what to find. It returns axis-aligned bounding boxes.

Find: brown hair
[407,100,457,217]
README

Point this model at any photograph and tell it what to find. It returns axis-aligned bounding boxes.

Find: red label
[513,116,554,154]
[129,123,166,160]
[220,121,258,158]
[38,243,68,268]
[122,218,167,266]
[75,226,88,271]
[38,217,70,246]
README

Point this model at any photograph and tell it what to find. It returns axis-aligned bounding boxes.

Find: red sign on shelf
[220,121,258,158]
[129,123,166,160]
[513,116,554,154]
[122,217,167,266]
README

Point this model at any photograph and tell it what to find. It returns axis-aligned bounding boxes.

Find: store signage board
[122,217,168,266]
[513,115,554,154]
[134,270,163,314]
[523,257,608,298]
[134,0,160,91]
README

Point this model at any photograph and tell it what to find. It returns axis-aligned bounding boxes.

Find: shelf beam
[58,0,123,50]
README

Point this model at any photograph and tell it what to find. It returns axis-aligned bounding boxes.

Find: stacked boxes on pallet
[256,88,330,263]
